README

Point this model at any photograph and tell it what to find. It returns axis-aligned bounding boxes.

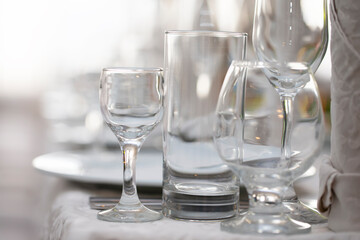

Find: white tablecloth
[41,178,360,240]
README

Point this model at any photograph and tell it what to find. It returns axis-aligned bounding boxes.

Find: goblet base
[284,200,327,224]
[97,203,163,222]
[221,211,311,235]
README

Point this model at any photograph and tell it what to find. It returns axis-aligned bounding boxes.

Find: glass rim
[102,67,163,73]
[231,60,310,70]
[165,30,248,38]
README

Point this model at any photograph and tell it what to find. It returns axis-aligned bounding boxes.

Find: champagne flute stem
[280,94,295,167]
[119,143,141,206]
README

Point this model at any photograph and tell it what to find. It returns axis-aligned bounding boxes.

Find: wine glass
[97,67,163,222]
[253,0,328,71]
[214,61,324,234]
[252,0,328,223]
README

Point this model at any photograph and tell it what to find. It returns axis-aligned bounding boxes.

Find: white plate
[32,149,163,187]
[32,147,315,186]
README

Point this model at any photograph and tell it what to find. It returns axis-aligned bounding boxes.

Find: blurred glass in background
[0,0,331,150]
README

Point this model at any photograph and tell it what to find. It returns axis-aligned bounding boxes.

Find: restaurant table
[39,152,360,240]
[2,98,360,240]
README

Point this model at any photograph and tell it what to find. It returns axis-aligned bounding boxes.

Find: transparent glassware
[162,30,247,220]
[214,61,325,234]
[252,0,328,224]
[97,67,163,222]
[253,0,328,71]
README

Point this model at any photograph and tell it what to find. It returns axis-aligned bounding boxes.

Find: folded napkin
[318,0,360,232]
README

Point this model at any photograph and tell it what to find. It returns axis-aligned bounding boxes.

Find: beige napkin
[318,0,360,232]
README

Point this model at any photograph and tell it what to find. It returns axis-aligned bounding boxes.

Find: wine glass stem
[280,95,295,167]
[119,143,141,206]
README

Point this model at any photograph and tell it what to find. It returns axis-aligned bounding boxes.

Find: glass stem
[119,143,141,206]
[280,94,295,168]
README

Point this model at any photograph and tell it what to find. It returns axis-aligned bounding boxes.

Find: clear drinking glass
[98,67,163,222]
[252,0,328,224]
[214,61,324,234]
[162,30,247,220]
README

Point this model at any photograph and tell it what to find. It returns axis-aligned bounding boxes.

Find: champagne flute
[252,0,328,224]
[97,67,163,222]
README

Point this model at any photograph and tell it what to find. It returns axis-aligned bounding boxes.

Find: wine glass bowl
[100,68,163,143]
[98,67,163,222]
[264,62,310,93]
[214,61,324,234]
[253,0,328,72]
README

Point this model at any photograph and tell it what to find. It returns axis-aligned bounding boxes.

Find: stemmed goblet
[98,67,163,222]
[214,61,324,234]
[252,0,328,223]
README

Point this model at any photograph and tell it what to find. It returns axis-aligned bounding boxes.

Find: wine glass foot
[221,212,311,235]
[97,203,163,222]
[283,200,327,224]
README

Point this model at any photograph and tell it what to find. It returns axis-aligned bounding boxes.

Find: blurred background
[0,0,331,239]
